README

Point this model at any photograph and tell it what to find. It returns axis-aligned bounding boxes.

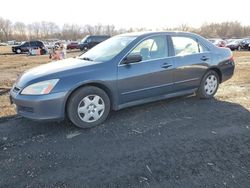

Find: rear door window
[30,41,37,46]
[172,36,208,56]
[37,41,43,46]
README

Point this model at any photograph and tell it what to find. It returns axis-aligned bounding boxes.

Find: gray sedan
[10,32,235,128]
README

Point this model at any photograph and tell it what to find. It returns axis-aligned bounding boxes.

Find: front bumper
[10,88,68,120]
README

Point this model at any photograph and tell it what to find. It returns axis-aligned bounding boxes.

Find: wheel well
[209,67,222,83]
[65,83,114,116]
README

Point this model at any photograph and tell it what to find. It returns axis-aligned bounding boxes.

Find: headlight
[21,79,59,95]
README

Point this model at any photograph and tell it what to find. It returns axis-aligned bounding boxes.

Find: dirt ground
[0,46,82,117]
[0,46,250,187]
[0,46,250,118]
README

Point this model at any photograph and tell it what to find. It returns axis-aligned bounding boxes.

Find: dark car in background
[226,39,243,51]
[240,38,250,50]
[10,32,234,129]
[67,42,80,50]
[79,35,110,51]
[12,40,46,54]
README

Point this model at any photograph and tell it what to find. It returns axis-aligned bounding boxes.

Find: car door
[117,35,174,104]
[170,35,211,92]
[30,41,38,49]
[89,37,98,48]
[20,42,30,52]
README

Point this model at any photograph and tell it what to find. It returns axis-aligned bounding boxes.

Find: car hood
[12,45,21,48]
[16,58,100,88]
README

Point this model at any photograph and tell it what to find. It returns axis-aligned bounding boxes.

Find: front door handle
[161,63,172,69]
[201,56,209,61]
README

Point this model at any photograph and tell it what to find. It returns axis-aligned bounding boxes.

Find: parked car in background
[226,39,243,51]
[240,38,250,50]
[44,42,55,49]
[0,42,8,46]
[12,40,46,54]
[208,38,226,47]
[10,31,234,129]
[7,40,17,45]
[67,41,80,50]
[79,35,110,51]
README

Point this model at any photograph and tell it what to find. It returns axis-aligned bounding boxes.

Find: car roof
[117,31,217,51]
[117,31,198,37]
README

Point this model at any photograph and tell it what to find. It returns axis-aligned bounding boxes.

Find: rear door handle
[161,63,173,69]
[201,56,209,61]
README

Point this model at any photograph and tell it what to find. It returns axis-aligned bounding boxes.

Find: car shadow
[0,94,249,140]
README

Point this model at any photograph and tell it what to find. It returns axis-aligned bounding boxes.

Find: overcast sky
[1,0,249,29]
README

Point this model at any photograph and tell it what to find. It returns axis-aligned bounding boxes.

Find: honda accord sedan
[10,32,235,128]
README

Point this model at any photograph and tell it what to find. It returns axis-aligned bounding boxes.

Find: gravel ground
[0,95,250,187]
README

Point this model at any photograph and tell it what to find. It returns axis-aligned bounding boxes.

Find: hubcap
[204,75,218,95]
[77,95,105,123]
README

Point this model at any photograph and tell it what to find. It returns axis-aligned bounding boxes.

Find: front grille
[18,106,34,113]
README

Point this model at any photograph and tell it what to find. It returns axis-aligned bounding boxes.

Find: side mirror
[123,54,142,64]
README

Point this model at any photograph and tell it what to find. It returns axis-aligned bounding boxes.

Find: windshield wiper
[79,57,93,61]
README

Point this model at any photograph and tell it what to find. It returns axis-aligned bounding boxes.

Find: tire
[196,70,219,99]
[67,86,110,128]
[16,49,21,54]
[83,46,88,52]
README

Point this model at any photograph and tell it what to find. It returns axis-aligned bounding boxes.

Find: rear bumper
[10,89,67,120]
[220,60,235,82]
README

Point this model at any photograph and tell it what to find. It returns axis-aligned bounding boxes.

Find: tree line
[1,17,250,42]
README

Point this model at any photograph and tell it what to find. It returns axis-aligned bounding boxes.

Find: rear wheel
[196,70,219,99]
[67,86,110,128]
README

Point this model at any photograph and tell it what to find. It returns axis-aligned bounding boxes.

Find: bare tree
[2,16,250,42]
[177,23,191,31]
[14,22,27,41]
[0,17,12,41]
[47,22,60,38]
[28,22,41,39]
[40,21,49,39]
[62,24,82,41]
[84,25,94,35]
[102,25,115,35]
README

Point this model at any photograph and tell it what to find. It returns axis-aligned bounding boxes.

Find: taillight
[229,55,234,65]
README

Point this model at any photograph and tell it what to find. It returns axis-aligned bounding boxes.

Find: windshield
[79,36,136,62]
[81,36,89,43]
[231,40,239,44]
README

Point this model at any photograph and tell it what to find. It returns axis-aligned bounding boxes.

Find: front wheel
[16,49,21,54]
[196,70,219,99]
[67,86,110,128]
